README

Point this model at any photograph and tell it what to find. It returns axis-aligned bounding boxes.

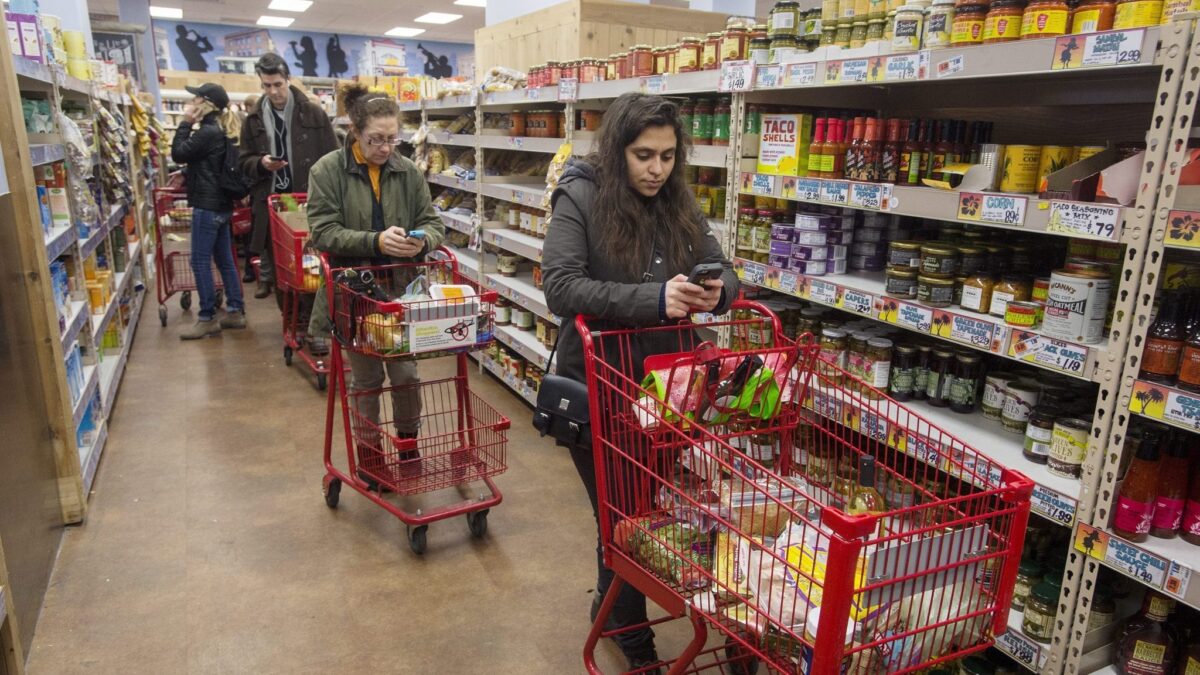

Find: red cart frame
[151,187,251,326]
[319,249,510,554]
[579,301,1033,674]
[268,193,333,390]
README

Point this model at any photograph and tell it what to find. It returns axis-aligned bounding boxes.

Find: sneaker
[395,433,422,479]
[242,270,256,283]
[355,443,394,493]
[180,318,221,340]
[254,280,273,299]
[308,335,330,356]
[220,311,247,329]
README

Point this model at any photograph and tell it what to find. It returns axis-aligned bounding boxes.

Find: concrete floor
[25,286,697,674]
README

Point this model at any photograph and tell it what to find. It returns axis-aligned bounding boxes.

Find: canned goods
[999,145,1041,193]
[1037,145,1073,190]
[982,371,1017,420]
[1001,380,1041,432]
[1005,300,1041,328]
[1047,418,1090,478]
[1043,268,1112,344]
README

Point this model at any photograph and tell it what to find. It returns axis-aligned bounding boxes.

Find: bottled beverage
[1141,291,1186,384]
[1152,431,1189,538]
[848,455,887,518]
[808,118,827,178]
[880,118,903,184]
[1116,592,1178,675]
[1113,424,1165,542]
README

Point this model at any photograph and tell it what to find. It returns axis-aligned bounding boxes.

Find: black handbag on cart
[532,333,591,450]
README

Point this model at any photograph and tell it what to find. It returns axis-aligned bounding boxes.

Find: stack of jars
[679,97,734,146]
[815,0,893,50]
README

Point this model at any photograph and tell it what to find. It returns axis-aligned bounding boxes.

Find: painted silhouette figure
[417,43,453,78]
[290,36,319,77]
[327,35,348,78]
[1059,38,1079,68]
[175,25,213,72]
[1081,528,1101,557]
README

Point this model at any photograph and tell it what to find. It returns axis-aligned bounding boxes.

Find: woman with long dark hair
[542,92,739,672]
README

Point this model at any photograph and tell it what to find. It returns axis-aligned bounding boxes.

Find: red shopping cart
[320,250,509,554]
[268,193,333,390]
[579,301,1033,674]
[152,187,252,326]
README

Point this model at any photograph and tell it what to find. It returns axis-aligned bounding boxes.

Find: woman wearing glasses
[307,82,445,490]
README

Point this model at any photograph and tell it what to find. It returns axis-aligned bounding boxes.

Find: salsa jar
[1021,0,1070,38]
[560,60,579,81]
[712,99,732,146]
[604,54,620,80]
[983,0,1025,43]
[579,59,603,82]
[629,45,654,77]
[692,99,715,145]
[722,26,750,61]
[1072,0,1116,31]
[544,61,562,85]
[770,35,802,61]
[959,272,995,313]
[677,38,702,72]
[703,32,724,69]
[951,3,988,43]
[990,274,1032,317]
[653,48,669,75]
[1114,0,1163,27]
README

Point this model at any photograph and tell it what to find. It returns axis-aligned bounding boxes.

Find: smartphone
[407,229,427,239]
[266,155,285,162]
[687,262,724,287]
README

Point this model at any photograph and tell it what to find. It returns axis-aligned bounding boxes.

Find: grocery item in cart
[615,516,713,590]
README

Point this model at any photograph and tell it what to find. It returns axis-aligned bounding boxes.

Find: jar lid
[867,337,893,349]
[852,20,868,25]
[681,36,701,43]
[1030,577,1061,604]
[932,347,955,357]
[894,344,918,354]
[633,44,652,49]
[892,240,923,250]
[921,244,959,255]
[887,268,918,278]
[821,328,848,338]
[707,31,724,38]
[955,352,982,363]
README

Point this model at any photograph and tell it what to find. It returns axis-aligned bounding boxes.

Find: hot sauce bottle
[1181,453,1200,546]
[930,120,955,181]
[900,119,925,185]
[920,119,939,178]
[1151,431,1190,539]
[1141,291,1186,384]
[862,118,882,182]
[880,118,903,184]
[808,118,828,178]
[821,118,842,179]
[1113,424,1165,542]
[845,116,865,180]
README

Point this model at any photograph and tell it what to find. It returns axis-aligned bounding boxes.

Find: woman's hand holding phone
[664,274,724,318]
[379,226,424,258]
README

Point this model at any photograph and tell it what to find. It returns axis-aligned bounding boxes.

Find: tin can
[1043,268,1112,344]
[999,145,1041,193]
[1037,145,1073,191]
[1005,300,1041,328]
[1001,380,1041,432]
[982,371,1017,420]
[1047,418,1090,478]
[1075,145,1106,161]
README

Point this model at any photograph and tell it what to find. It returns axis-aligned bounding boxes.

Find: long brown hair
[587,93,704,278]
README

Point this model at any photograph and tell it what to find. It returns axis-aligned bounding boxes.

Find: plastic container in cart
[578,300,1034,674]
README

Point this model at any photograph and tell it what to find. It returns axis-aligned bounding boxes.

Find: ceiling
[88,0,483,44]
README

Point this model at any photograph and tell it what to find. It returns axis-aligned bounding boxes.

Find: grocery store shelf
[79,422,108,495]
[428,173,478,191]
[1128,379,1200,433]
[446,244,480,282]
[494,324,550,371]
[427,129,476,147]
[479,180,547,209]
[481,226,543,262]
[44,223,78,260]
[994,606,1048,672]
[478,135,566,154]
[1075,522,1200,612]
[100,290,144,415]
[575,69,723,100]
[80,203,126,259]
[738,172,1125,243]
[72,364,99,429]
[30,143,65,166]
[12,55,56,87]
[486,272,559,326]
[425,93,477,110]
[439,210,475,235]
[60,299,88,351]
[481,85,560,107]
[474,351,538,406]
[91,273,125,340]
[806,382,1081,527]
[690,144,729,168]
[736,258,1107,384]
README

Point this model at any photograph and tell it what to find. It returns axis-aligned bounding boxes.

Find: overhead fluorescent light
[414,11,462,23]
[149,5,184,18]
[257,15,295,26]
[268,0,313,11]
[385,26,426,37]
[454,0,487,6]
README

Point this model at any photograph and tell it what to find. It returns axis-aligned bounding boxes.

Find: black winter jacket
[171,113,233,213]
[543,159,739,385]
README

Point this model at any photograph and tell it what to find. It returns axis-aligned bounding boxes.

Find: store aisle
[24,288,658,673]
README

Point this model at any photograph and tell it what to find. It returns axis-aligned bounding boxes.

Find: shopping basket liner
[579,303,1035,675]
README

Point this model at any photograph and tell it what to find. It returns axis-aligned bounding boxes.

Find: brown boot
[254,280,273,299]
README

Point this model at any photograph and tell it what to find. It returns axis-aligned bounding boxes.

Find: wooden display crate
[474,0,729,73]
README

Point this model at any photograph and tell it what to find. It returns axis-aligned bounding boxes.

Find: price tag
[893,302,933,333]
[1131,383,1200,430]
[1031,485,1076,526]
[849,182,890,211]
[719,60,754,92]
[780,177,798,201]
[936,54,965,78]
[1008,331,1088,375]
[820,180,849,205]
[884,52,928,81]
[1053,29,1146,70]
[642,75,666,95]
[907,434,943,468]
[557,77,578,102]
[509,137,524,149]
[1165,561,1192,599]
[1104,537,1168,588]
[743,260,766,286]
[839,288,873,315]
[947,313,997,349]
[1048,202,1121,240]
[808,279,839,306]
[526,86,541,101]
[749,173,777,196]
[996,631,1041,670]
[797,178,822,202]
[827,58,869,84]
[1165,209,1200,249]
[784,62,818,87]
[981,194,1027,225]
[779,270,800,295]
[755,64,782,90]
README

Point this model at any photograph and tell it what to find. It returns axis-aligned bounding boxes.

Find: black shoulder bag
[532,331,592,450]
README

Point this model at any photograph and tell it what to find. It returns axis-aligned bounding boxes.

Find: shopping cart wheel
[467,509,489,538]
[406,525,428,554]
[316,373,328,391]
[158,305,167,327]
[323,475,340,508]
[180,291,192,311]
[723,637,759,675]
[284,346,293,366]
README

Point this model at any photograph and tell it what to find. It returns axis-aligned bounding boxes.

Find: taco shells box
[757,113,812,177]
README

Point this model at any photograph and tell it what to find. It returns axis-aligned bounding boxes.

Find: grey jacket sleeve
[695,221,739,315]
[542,190,663,325]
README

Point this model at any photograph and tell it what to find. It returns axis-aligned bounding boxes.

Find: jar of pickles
[771,0,803,36]
[850,20,869,46]
[769,35,801,62]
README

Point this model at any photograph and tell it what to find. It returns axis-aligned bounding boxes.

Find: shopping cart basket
[320,250,509,554]
[579,301,1033,674]
[152,187,250,326]
[268,193,332,390]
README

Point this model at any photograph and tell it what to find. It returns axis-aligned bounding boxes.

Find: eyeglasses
[365,136,402,148]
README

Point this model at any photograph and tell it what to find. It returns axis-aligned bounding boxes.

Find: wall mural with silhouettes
[152,20,472,78]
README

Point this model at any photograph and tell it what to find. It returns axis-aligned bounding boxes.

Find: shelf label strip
[1047,201,1121,240]
[1052,28,1146,71]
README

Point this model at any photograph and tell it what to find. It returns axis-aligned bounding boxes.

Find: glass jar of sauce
[989,274,1031,317]
[1022,575,1061,644]
[1072,0,1116,32]
[819,327,849,373]
[924,0,955,48]
[722,26,750,61]
[768,35,801,62]
[627,46,652,77]
[749,26,772,63]
[918,274,956,307]
[949,352,982,413]
[1011,558,1044,612]
[886,268,919,298]
[713,99,732,147]
[912,344,931,400]
[866,337,893,398]
[771,0,803,36]
[1023,405,1057,463]
[951,3,988,43]
[983,0,1025,43]
[703,32,723,69]
[1021,0,1069,37]
[926,347,956,407]
[892,3,926,52]
[888,240,923,269]
[960,273,994,313]
[850,20,869,47]
[921,243,960,275]
[677,38,702,72]
[1114,0,1163,28]
[835,22,854,47]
